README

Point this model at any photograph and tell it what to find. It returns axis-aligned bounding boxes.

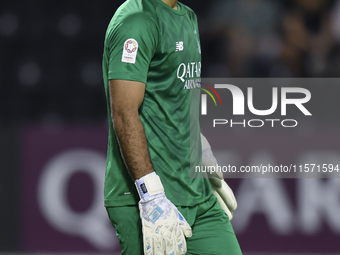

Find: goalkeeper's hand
[201,133,237,220]
[135,172,192,255]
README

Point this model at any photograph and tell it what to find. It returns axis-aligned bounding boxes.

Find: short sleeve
[106,12,159,83]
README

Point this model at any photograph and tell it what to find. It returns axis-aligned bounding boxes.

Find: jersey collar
[153,0,187,16]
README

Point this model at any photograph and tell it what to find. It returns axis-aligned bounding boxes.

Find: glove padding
[201,133,237,220]
[136,173,192,255]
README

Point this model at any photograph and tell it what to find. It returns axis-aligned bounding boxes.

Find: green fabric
[102,0,211,207]
[106,196,243,255]
[106,205,143,254]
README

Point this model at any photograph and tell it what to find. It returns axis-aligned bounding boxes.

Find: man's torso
[103,0,211,207]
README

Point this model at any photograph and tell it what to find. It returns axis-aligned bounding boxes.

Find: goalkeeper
[102,0,242,254]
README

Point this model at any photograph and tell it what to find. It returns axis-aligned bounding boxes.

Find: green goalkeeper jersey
[102,0,212,207]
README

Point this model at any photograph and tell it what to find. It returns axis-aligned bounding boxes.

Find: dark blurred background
[1,0,340,254]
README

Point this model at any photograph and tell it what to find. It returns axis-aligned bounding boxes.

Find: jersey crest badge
[122,38,139,64]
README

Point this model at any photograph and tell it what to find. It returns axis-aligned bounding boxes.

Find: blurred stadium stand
[0,0,114,124]
[1,0,340,254]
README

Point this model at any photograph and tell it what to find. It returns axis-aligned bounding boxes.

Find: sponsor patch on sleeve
[121,38,139,64]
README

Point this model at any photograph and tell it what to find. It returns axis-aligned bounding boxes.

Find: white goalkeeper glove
[201,133,237,220]
[135,172,192,255]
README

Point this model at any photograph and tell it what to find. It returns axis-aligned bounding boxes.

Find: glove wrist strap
[135,172,164,199]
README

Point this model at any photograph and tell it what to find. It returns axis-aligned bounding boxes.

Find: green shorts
[106,195,242,255]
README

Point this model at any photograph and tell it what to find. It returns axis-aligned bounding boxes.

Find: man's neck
[161,0,178,9]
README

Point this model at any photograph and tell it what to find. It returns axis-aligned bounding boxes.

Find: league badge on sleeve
[122,38,139,64]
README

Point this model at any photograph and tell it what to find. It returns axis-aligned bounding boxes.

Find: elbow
[111,108,123,125]
[111,107,138,126]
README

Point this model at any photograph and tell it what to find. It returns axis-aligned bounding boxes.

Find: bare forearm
[113,112,154,180]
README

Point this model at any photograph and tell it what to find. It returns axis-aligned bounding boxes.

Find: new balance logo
[176,41,184,51]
